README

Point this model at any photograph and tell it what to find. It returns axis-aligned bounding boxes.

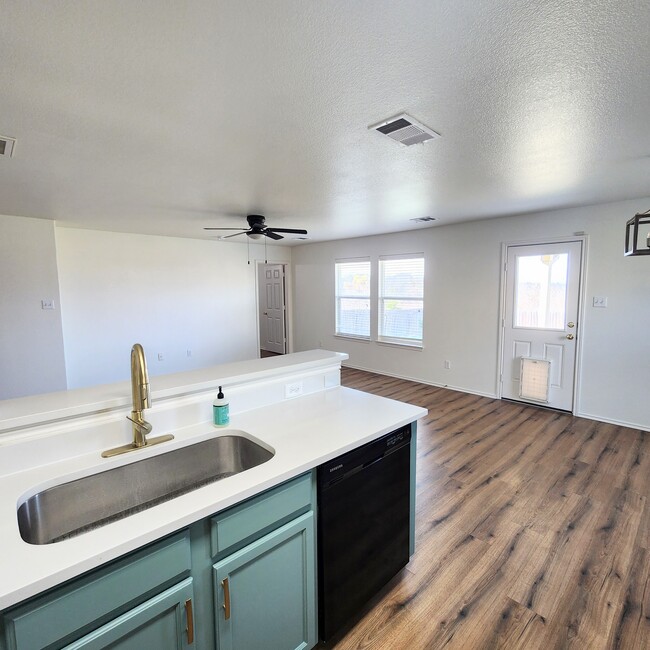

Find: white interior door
[501,241,582,411]
[258,264,286,354]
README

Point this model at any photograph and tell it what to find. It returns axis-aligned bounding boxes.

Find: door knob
[566,334,575,340]
[567,322,575,328]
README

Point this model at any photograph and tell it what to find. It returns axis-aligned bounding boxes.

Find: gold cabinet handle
[222,577,231,620]
[185,599,194,644]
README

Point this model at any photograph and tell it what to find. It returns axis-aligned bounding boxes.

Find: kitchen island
[0,350,426,649]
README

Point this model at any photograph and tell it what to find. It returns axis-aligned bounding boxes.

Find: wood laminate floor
[325,368,650,650]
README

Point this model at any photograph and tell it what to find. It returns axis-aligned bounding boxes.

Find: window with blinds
[378,255,424,346]
[335,259,371,339]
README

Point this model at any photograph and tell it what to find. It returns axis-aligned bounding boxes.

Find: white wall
[56,228,291,389]
[0,215,67,399]
[292,198,650,431]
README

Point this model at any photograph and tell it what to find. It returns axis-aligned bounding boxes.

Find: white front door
[258,264,286,354]
[501,241,582,411]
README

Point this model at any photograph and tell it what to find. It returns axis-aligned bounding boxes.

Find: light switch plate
[592,296,608,308]
[41,299,55,310]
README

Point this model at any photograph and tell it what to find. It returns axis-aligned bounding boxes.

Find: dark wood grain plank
[609,544,650,649]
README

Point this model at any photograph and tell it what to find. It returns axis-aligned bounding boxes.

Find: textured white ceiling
[1,1,649,244]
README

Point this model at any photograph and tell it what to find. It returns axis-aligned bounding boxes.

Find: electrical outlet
[592,296,608,308]
[186,349,192,357]
[285,381,303,399]
[444,360,451,370]
[41,299,55,310]
[157,352,164,361]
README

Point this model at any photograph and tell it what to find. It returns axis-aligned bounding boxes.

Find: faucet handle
[127,414,152,432]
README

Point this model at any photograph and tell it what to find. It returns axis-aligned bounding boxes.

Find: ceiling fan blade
[203,227,248,231]
[264,231,283,240]
[219,231,249,239]
[266,228,308,234]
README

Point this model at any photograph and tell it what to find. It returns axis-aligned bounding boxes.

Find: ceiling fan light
[248,232,264,240]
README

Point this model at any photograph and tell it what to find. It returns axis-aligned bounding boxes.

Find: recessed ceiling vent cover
[410,216,437,223]
[369,114,440,146]
[0,135,16,157]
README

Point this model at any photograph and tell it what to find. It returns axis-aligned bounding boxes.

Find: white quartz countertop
[0,385,426,610]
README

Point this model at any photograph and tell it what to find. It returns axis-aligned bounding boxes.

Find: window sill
[376,339,423,350]
[332,335,422,350]
[334,334,371,343]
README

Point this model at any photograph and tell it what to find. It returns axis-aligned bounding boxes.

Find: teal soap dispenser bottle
[213,386,230,427]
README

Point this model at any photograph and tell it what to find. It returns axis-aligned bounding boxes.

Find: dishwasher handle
[362,454,386,470]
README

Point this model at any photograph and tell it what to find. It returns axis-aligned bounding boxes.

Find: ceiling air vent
[369,114,440,147]
[0,135,16,157]
[410,216,437,223]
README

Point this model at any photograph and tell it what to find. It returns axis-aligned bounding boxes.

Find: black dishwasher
[317,425,412,641]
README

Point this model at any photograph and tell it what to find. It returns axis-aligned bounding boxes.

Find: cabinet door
[63,578,194,650]
[214,512,316,650]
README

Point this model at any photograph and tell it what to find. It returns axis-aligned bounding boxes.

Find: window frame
[377,253,424,348]
[334,258,372,340]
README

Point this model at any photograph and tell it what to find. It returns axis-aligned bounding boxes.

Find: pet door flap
[519,358,551,402]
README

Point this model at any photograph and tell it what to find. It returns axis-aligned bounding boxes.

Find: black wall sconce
[624,210,650,256]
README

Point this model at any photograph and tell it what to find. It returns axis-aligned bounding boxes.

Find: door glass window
[514,254,568,329]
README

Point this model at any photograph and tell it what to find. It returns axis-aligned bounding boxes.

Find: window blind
[335,260,371,338]
[378,256,424,345]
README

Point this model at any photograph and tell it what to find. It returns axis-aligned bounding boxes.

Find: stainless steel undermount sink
[18,433,274,545]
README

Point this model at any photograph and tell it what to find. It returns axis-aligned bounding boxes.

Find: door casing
[256,262,291,355]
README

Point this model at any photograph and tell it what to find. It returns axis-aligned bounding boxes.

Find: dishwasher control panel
[317,424,411,488]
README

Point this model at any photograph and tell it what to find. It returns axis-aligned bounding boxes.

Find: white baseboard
[341,362,497,400]
[343,363,650,433]
[575,410,649,433]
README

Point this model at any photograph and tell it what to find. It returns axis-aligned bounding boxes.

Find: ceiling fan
[204,214,307,241]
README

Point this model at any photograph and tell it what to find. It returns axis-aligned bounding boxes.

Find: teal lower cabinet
[63,578,194,650]
[1,472,317,650]
[1,531,193,650]
[213,512,316,650]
